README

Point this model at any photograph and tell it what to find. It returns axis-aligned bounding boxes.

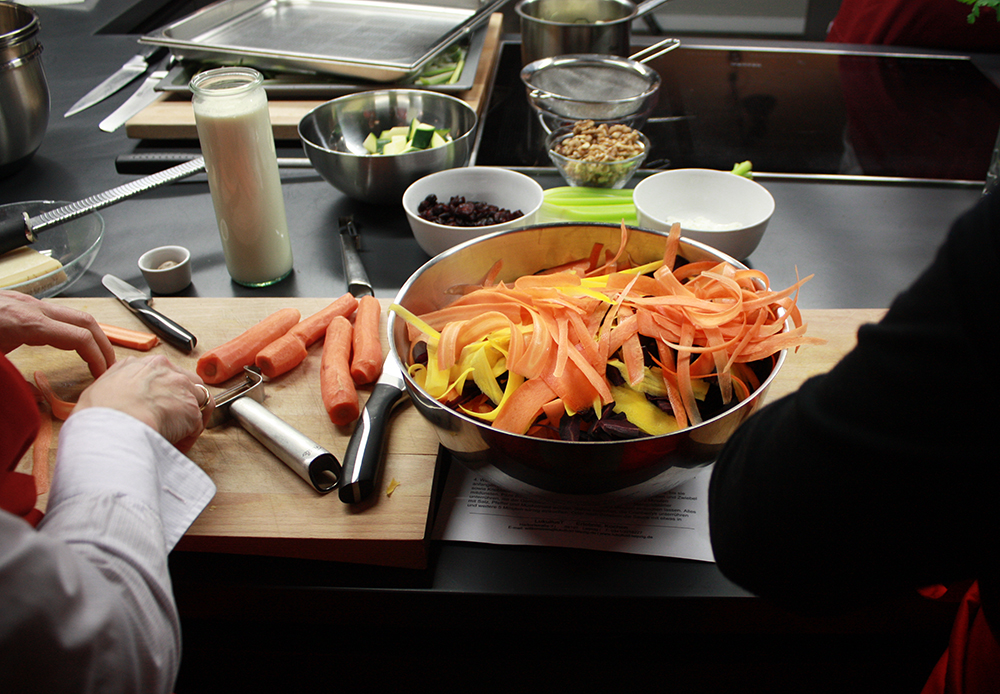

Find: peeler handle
[230,397,341,493]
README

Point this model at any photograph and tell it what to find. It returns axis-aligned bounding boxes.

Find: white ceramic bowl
[402,166,544,257]
[138,245,192,294]
[633,169,775,260]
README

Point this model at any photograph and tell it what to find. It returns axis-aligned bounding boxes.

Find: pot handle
[633,0,675,19]
[630,37,681,64]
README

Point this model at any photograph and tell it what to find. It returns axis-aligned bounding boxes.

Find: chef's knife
[337,217,408,504]
[65,45,168,118]
[99,66,170,133]
[101,274,197,352]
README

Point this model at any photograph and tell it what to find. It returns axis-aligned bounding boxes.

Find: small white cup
[138,245,192,294]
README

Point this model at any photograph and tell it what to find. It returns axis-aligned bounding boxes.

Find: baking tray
[155,18,487,96]
[139,0,506,82]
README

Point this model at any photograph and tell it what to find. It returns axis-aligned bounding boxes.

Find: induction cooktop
[476,42,1000,182]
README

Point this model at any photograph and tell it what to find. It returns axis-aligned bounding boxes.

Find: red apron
[0,353,43,526]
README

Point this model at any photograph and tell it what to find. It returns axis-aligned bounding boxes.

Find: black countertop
[4,1,992,690]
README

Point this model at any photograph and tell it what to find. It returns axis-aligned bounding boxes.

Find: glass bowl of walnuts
[546,120,649,189]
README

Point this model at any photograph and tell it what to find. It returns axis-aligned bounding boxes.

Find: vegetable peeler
[208,366,341,493]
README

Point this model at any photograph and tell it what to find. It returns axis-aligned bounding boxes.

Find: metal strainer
[520,38,679,129]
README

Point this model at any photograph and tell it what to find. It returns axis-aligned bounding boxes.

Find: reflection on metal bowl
[0,1,49,177]
[298,89,478,205]
[389,223,787,503]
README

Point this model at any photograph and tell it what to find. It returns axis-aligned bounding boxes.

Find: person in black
[708,189,1000,692]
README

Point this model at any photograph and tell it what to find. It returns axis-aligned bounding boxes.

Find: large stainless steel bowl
[389,223,788,503]
[0,1,48,178]
[298,89,477,205]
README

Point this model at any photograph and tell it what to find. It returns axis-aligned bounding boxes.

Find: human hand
[0,291,116,377]
[75,355,214,453]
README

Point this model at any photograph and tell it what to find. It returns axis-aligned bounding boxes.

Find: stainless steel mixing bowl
[0,1,48,178]
[298,89,477,205]
[388,223,788,504]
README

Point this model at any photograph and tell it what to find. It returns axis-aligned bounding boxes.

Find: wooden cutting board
[124,12,504,140]
[9,300,885,569]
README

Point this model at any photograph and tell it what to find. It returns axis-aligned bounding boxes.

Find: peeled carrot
[321,315,360,426]
[255,294,359,379]
[98,323,159,351]
[197,307,301,384]
[350,295,383,385]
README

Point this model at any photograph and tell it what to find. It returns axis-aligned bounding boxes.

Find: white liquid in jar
[192,70,293,287]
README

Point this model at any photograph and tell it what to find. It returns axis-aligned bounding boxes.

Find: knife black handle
[339,381,406,503]
[128,300,197,352]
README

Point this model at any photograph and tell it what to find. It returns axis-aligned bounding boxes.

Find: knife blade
[99,63,170,133]
[65,45,167,118]
[337,217,408,503]
[101,274,197,352]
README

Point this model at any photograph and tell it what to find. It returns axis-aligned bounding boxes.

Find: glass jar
[190,67,293,287]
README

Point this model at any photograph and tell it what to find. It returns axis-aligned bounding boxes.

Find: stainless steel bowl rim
[297,88,478,156]
[0,1,40,50]
[389,221,789,448]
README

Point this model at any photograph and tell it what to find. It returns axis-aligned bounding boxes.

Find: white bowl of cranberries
[402,166,544,256]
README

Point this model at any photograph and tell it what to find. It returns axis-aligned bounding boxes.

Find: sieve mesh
[523,56,659,121]
[532,64,653,103]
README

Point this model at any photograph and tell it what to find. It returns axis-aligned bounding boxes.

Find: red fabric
[921,581,1000,694]
[0,353,42,525]
[827,0,1000,52]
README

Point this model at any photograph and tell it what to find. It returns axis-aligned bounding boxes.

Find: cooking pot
[0,1,48,178]
[388,223,788,504]
[517,0,673,66]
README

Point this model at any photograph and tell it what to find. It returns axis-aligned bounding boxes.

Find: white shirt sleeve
[0,407,216,694]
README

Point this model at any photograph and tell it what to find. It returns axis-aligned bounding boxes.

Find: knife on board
[337,217,409,504]
[101,274,197,352]
[99,64,170,133]
[65,45,168,118]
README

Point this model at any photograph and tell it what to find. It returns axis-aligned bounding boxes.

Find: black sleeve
[708,190,1000,614]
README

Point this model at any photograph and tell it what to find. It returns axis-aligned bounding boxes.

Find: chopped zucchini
[410,123,437,149]
[363,118,454,155]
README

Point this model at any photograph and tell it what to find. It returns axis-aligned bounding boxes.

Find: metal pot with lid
[516,0,674,66]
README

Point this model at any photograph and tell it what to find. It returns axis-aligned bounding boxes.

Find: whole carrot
[321,315,360,426]
[197,307,301,384]
[350,295,383,385]
[256,293,359,379]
